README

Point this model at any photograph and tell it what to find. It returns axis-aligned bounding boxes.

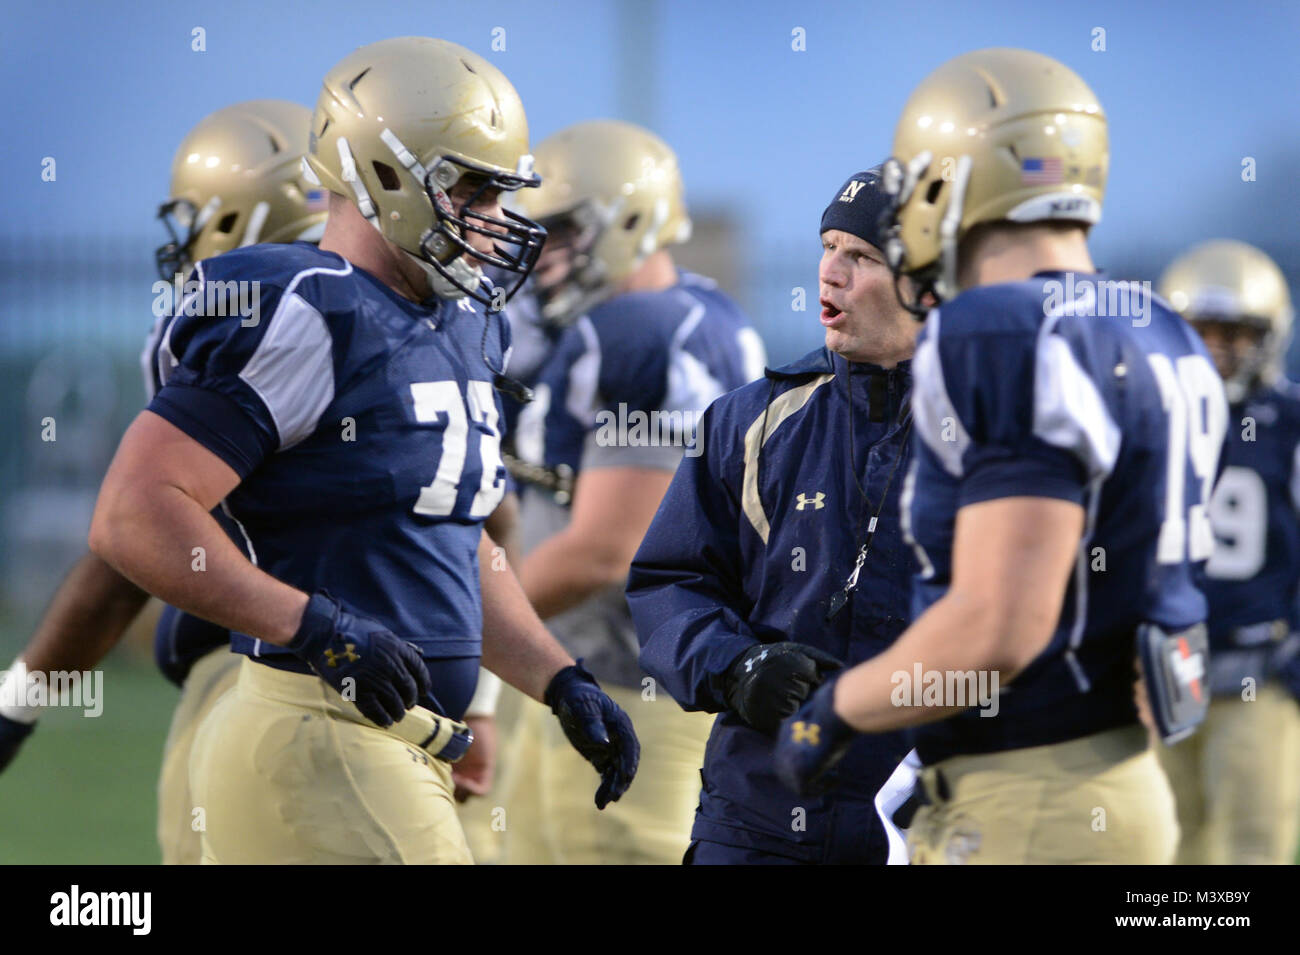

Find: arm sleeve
[625,400,758,712]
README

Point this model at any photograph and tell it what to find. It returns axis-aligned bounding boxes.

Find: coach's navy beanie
[820,166,891,251]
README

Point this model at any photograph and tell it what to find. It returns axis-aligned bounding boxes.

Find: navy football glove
[289,591,431,728]
[0,713,35,774]
[724,641,844,735]
[774,675,855,796]
[545,661,640,809]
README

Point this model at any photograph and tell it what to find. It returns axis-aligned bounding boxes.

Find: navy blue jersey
[627,347,914,863]
[904,272,1228,763]
[1198,382,1300,691]
[513,271,767,478]
[146,242,510,718]
[515,272,765,689]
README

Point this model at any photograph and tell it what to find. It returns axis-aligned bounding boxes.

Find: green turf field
[0,661,178,864]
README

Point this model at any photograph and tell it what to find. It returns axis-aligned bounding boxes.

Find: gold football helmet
[879,48,1108,305]
[303,36,545,307]
[513,119,691,325]
[1159,240,1293,401]
[156,99,327,280]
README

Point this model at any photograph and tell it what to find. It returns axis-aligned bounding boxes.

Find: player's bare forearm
[518,466,674,619]
[89,411,308,646]
[20,551,149,675]
[478,532,573,701]
[483,491,522,569]
[834,496,1083,733]
[833,590,1016,732]
[517,528,627,619]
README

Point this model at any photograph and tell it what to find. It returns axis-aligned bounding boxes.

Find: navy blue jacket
[627,347,914,863]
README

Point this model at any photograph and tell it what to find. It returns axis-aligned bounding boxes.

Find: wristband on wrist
[0,658,41,725]
[463,669,502,718]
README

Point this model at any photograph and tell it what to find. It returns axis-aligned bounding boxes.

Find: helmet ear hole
[216,212,239,234]
[372,161,402,191]
[925,179,944,205]
[623,212,640,231]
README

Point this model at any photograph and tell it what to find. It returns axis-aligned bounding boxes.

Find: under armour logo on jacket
[838,181,866,202]
[795,492,826,511]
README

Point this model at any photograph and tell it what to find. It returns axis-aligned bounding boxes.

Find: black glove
[724,641,844,734]
[0,714,35,774]
[288,591,431,727]
[545,661,640,809]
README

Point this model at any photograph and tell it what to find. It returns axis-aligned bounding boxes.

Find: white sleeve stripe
[219,500,258,567]
[1033,315,1121,478]
[163,259,352,448]
[238,291,335,449]
[1290,441,1300,515]
[279,260,353,300]
[899,457,935,579]
[564,316,602,425]
[139,313,165,400]
[912,309,970,477]
[665,301,727,414]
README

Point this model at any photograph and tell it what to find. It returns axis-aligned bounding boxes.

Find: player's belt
[237,658,473,763]
[391,709,474,764]
[1209,619,1294,695]
[1228,618,1289,647]
[503,450,575,505]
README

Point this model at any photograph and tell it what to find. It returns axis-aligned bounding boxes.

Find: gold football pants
[456,682,524,865]
[908,724,1178,864]
[497,682,711,865]
[189,657,473,864]
[1157,682,1300,864]
[156,647,241,865]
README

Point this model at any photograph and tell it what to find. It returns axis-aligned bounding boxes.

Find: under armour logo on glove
[323,644,360,667]
[774,676,855,796]
[790,720,821,745]
[724,641,844,735]
[288,591,431,727]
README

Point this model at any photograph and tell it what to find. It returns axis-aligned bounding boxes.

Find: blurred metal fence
[0,233,158,627]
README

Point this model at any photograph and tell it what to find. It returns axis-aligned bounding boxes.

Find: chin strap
[478,276,534,404]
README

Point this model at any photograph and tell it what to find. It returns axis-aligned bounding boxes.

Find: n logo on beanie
[838,180,866,203]
[822,166,888,249]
